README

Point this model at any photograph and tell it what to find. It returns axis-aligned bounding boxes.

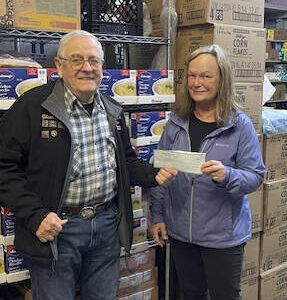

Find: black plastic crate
[81,0,143,35]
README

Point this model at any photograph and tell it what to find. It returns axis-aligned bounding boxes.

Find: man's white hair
[57,30,104,60]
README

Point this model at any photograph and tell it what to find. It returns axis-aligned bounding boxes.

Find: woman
[150,44,265,300]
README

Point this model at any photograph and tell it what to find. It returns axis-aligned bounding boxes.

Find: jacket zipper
[189,177,194,242]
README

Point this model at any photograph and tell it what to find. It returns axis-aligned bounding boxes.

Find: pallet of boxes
[0,206,30,285]
[174,0,265,299]
[260,131,287,299]
[115,69,175,300]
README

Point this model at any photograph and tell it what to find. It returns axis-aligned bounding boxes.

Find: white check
[153,150,206,174]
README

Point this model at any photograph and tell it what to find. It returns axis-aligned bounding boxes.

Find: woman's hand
[201,160,226,182]
[150,222,168,248]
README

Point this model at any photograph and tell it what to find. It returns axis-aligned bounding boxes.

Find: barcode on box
[186,10,205,20]
[233,12,262,23]
[235,69,262,78]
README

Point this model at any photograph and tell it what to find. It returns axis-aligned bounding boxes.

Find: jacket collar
[41,79,72,132]
[41,79,122,125]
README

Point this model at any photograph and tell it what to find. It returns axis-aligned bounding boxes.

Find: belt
[61,202,108,219]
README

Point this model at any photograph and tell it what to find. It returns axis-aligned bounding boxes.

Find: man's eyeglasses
[58,56,104,70]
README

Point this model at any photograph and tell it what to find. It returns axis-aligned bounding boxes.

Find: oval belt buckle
[79,206,95,219]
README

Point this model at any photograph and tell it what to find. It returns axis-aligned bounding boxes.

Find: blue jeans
[26,203,121,300]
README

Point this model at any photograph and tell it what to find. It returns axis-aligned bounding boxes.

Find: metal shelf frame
[0,28,169,45]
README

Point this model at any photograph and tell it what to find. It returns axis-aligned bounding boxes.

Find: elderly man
[0,30,176,300]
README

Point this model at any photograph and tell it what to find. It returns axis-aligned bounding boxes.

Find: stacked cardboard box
[260,133,287,299]
[174,1,265,299]
[0,208,30,284]
[118,246,158,299]
[175,0,265,137]
[0,0,81,32]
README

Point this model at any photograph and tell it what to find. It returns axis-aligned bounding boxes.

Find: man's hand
[150,222,168,248]
[36,212,68,243]
[201,160,226,182]
[155,167,177,186]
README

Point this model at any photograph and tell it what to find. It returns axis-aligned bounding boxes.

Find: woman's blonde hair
[174,44,240,126]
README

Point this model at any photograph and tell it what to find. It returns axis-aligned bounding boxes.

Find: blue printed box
[137,70,175,104]
[135,144,158,164]
[1,207,15,236]
[0,68,47,101]
[131,111,170,146]
[4,244,27,274]
[47,68,60,81]
[99,69,137,105]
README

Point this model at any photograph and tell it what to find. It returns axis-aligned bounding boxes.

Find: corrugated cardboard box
[0,0,14,27]
[260,262,287,300]
[273,83,286,101]
[175,24,265,99]
[234,83,263,134]
[145,0,163,37]
[241,276,259,300]
[176,0,264,29]
[13,0,80,32]
[263,133,287,182]
[248,185,263,233]
[263,179,287,230]
[242,232,260,281]
[260,224,287,273]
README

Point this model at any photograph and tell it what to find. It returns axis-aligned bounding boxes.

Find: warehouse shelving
[0,28,169,45]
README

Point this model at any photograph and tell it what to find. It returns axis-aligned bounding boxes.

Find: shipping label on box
[4,244,27,274]
[260,262,287,300]
[14,0,80,32]
[131,111,170,146]
[119,268,155,290]
[263,179,287,230]
[263,133,287,182]
[242,232,260,281]
[118,285,158,300]
[177,0,264,29]
[260,224,287,273]
[137,70,175,104]
[1,207,14,236]
[99,69,137,105]
[248,185,263,233]
[0,0,14,27]
[0,67,47,101]
[234,83,262,134]
[176,24,265,102]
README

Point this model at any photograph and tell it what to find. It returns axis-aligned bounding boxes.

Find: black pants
[170,237,245,300]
